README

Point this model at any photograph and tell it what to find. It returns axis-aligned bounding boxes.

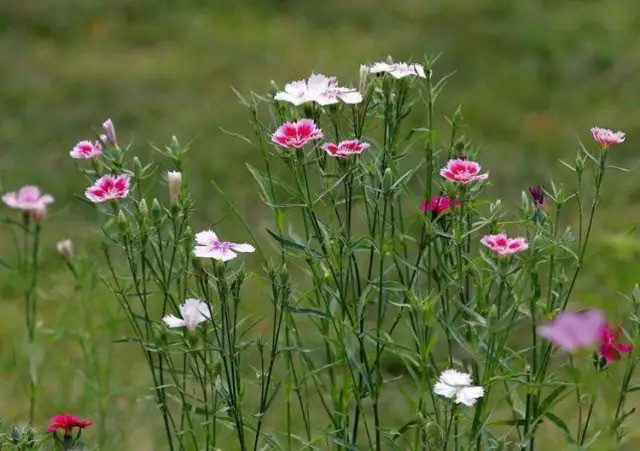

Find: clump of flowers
[272,119,323,149]
[274,73,362,106]
[367,61,426,78]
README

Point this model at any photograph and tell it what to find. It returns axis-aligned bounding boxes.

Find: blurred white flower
[368,61,426,79]
[56,239,74,260]
[434,369,484,407]
[167,171,182,205]
[163,298,211,332]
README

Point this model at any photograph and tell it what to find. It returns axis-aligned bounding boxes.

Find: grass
[1,0,639,448]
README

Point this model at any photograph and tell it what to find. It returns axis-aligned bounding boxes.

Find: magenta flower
[538,310,606,353]
[322,140,370,158]
[419,196,461,217]
[70,140,103,159]
[440,159,488,184]
[272,119,323,149]
[598,324,632,363]
[480,233,528,257]
[528,185,546,209]
[591,127,625,148]
[47,414,92,435]
[2,186,54,218]
[85,174,130,203]
[274,74,362,106]
[194,230,255,261]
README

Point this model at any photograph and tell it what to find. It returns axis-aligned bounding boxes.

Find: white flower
[434,369,484,407]
[167,171,182,205]
[163,298,211,332]
[367,61,426,79]
[274,73,362,106]
[56,239,74,259]
[194,230,255,261]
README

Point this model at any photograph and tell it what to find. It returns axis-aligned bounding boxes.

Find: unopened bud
[382,167,393,194]
[359,64,370,92]
[29,204,48,223]
[151,198,162,222]
[117,210,129,233]
[56,239,74,260]
[167,171,182,205]
[138,199,149,217]
[133,157,142,180]
[528,185,546,210]
[100,118,117,147]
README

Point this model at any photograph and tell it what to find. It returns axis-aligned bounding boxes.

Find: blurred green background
[1,0,639,448]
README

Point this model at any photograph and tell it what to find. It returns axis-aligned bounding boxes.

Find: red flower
[271,119,323,149]
[47,414,92,436]
[419,196,461,217]
[598,324,632,363]
[85,174,130,203]
[440,159,488,184]
[322,140,369,158]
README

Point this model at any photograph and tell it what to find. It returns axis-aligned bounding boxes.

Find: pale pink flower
[100,118,117,147]
[480,233,528,257]
[591,127,625,148]
[538,310,606,353]
[85,174,130,203]
[274,74,362,106]
[194,230,255,261]
[70,140,103,159]
[163,298,211,332]
[272,119,323,149]
[440,159,488,184]
[2,186,54,216]
[322,140,370,158]
[368,61,426,79]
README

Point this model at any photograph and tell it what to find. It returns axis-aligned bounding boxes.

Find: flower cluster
[274,74,362,106]
[367,61,426,79]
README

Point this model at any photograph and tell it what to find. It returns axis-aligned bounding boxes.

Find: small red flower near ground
[440,159,488,184]
[591,127,625,148]
[272,119,323,149]
[480,233,528,257]
[47,414,92,436]
[322,140,369,158]
[85,174,130,203]
[598,324,632,363]
[419,196,461,217]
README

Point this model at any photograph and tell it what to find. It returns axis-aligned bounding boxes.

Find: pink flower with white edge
[163,298,211,333]
[368,61,426,79]
[194,230,255,261]
[480,233,528,257]
[100,118,117,147]
[440,159,488,184]
[538,310,606,353]
[272,119,323,149]
[2,186,54,215]
[85,174,130,203]
[274,74,362,106]
[70,140,103,159]
[322,140,370,158]
[591,127,625,148]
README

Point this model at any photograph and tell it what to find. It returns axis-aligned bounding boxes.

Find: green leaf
[544,413,576,444]
[266,229,322,259]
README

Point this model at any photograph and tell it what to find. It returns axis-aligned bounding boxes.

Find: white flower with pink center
[163,298,211,332]
[322,140,370,158]
[272,119,323,149]
[194,230,255,261]
[85,174,130,203]
[2,186,54,214]
[480,233,528,257]
[368,61,426,79]
[70,140,103,159]
[275,74,362,106]
[440,159,488,184]
[591,127,625,148]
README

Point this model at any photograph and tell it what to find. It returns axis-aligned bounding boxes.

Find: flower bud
[100,118,117,147]
[138,199,149,217]
[382,167,393,194]
[117,210,129,233]
[528,185,546,210]
[29,204,48,223]
[133,157,142,180]
[56,239,74,260]
[151,198,162,222]
[167,171,182,205]
[358,64,370,92]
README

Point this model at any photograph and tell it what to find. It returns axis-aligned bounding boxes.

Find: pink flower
[591,127,625,148]
[272,119,323,149]
[598,324,632,363]
[194,230,255,261]
[322,140,370,158]
[163,298,211,332]
[368,61,426,79]
[85,174,130,203]
[419,196,461,216]
[47,414,92,435]
[100,118,117,147]
[2,186,54,217]
[70,140,103,159]
[480,233,528,257]
[440,159,488,184]
[538,310,606,353]
[274,74,362,106]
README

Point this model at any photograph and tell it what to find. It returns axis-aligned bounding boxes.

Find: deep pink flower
[47,414,92,435]
[70,140,103,159]
[272,119,323,149]
[598,324,632,363]
[440,159,488,184]
[591,127,625,148]
[480,233,528,257]
[528,185,546,209]
[538,310,606,353]
[194,230,255,261]
[419,196,461,216]
[322,140,369,158]
[2,186,54,218]
[85,174,130,203]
